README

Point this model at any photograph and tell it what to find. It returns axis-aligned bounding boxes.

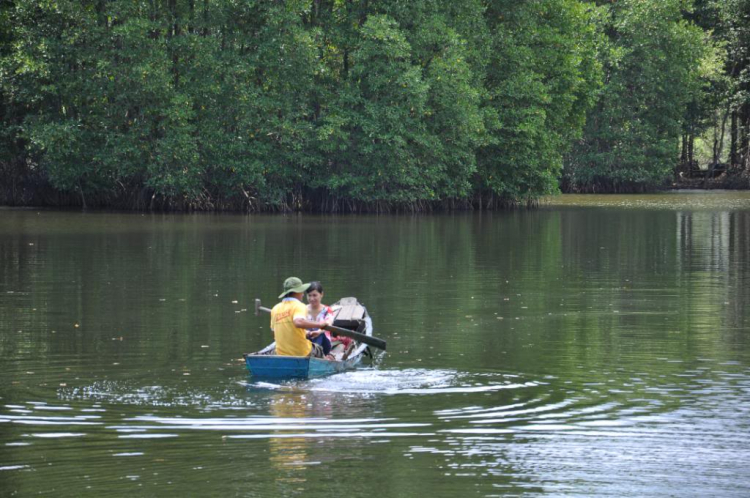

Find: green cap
[278,277,311,299]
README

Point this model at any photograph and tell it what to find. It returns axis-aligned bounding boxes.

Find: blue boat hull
[244,352,364,379]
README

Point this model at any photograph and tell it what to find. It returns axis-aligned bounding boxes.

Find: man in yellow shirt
[271,277,328,357]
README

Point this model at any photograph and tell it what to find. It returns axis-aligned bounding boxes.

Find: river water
[1,191,749,497]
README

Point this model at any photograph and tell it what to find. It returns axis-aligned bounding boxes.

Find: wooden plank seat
[332,296,367,331]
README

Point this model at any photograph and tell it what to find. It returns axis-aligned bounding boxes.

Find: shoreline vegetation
[2,0,750,213]
[2,173,749,214]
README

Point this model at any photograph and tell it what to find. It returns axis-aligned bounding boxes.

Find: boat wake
[58,367,540,410]
[252,368,539,395]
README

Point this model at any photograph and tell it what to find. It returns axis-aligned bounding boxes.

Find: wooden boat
[244,297,374,379]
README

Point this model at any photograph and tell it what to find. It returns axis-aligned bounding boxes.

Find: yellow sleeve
[269,306,275,331]
[292,301,307,320]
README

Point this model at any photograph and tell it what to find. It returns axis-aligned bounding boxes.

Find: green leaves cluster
[564,0,718,191]
[481,0,602,200]
[0,0,601,210]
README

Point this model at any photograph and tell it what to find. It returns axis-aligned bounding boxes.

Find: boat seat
[332,297,366,330]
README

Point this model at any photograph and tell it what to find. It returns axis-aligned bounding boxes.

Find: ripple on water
[0,465,30,471]
[0,363,748,496]
[306,369,538,395]
[58,381,255,409]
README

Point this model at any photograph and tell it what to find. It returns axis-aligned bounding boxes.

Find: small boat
[244,297,374,379]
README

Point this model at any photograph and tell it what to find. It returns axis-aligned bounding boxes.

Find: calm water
[1,191,749,497]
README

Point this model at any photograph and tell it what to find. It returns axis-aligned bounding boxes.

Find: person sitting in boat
[306,281,353,356]
[271,277,328,357]
[305,281,333,356]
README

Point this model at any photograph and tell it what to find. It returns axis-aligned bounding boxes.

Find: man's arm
[293,316,327,330]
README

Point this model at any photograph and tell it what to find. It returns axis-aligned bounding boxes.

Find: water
[1,192,749,496]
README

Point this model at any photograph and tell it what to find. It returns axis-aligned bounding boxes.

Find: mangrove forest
[1,0,750,211]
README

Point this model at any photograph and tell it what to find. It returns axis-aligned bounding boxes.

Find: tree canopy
[0,0,746,211]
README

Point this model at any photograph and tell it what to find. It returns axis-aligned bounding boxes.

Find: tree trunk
[688,133,694,166]
[711,113,720,164]
[740,103,750,171]
[681,133,688,164]
[168,0,180,88]
[731,110,738,167]
[189,0,194,34]
[716,105,729,165]
[202,0,209,36]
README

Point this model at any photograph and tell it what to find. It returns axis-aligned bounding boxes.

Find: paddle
[255,298,387,351]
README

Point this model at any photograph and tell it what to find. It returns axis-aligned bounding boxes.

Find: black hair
[306,281,324,294]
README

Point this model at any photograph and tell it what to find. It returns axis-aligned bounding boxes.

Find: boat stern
[244,354,311,379]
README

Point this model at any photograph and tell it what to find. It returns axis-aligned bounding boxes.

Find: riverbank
[667,171,750,190]
[3,173,748,213]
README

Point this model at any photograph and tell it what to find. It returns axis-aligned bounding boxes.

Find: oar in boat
[254,298,387,351]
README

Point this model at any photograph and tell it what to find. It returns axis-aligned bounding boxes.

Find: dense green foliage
[564,0,713,191]
[564,0,750,192]
[0,0,747,210]
[480,0,601,201]
[695,0,750,172]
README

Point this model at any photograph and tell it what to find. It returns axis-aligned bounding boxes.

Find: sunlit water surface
[1,191,749,496]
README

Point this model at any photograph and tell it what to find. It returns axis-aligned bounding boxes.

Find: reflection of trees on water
[677,210,750,334]
[727,212,750,333]
[1,207,748,387]
[483,207,750,381]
